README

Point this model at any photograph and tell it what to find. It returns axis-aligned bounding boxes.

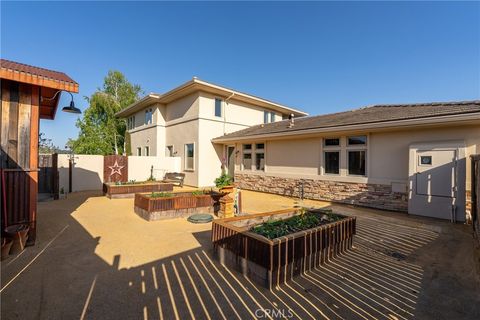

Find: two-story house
[116,78,307,187]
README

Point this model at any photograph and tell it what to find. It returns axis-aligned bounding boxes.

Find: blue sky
[2,1,479,148]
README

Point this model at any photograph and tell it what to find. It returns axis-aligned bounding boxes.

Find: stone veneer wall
[235,173,408,212]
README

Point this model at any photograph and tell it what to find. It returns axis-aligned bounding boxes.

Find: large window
[323,137,340,175]
[255,143,265,171]
[215,98,223,117]
[145,108,153,125]
[185,143,195,171]
[144,146,150,157]
[242,144,252,170]
[137,147,141,156]
[324,151,340,174]
[348,150,366,176]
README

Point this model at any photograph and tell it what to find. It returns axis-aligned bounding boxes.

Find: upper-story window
[127,116,135,130]
[215,98,223,118]
[264,111,276,124]
[145,108,153,125]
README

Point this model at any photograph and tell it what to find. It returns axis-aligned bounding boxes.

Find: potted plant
[214,172,233,193]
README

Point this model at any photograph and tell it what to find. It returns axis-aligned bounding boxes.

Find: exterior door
[227,146,235,177]
[409,144,465,221]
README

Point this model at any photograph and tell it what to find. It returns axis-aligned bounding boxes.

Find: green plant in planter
[252,211,344,239]
[191,190,206,196]
[214,173,233,188]
[150,192,174,198]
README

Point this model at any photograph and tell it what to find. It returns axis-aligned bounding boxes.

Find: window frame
[324,150,340,175]
[254,143,265,171]
[137,147,142,156]
[145,108,153,125]
[242,143,253,171]
[184,143,195,171]
[144,146,150,157]
[347,149,367,176]
[214,98,223,118]
[322,137,341,175]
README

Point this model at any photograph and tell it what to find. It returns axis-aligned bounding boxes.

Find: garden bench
[163,172,185,187]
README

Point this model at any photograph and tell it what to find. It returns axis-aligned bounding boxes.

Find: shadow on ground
[1,192,479,320]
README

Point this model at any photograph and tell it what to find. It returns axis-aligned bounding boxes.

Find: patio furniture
[163,172,185,187]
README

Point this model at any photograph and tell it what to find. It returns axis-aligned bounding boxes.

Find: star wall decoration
[108,160,124,176]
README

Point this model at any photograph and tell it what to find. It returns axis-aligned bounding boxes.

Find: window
[324,138,340,147]
[324,151,340,174]
[127,116,135,130]
[144,146,149,156]
[264,111,275,124]
[215,98,222,117]
[255,143,265,171]
[145,108,153,125]
[242,143,252,170]
[420,156,432,166]
[137,147,141,156]
[348,150,366,176]
[166,146,174,157]
[242,153,252,170]
[185,143,194,171]
[348,136,367,146]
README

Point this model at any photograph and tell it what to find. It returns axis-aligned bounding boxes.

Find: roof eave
[212,112,480,143]
[115,94,161,117]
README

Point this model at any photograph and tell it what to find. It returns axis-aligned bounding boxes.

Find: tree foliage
[39,132,60,154]
[68,71,142,155]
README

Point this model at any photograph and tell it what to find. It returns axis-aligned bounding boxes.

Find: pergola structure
[0,59,78,244]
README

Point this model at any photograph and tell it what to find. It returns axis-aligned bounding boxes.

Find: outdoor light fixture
[41,90,82,114]
[61,92,82,114]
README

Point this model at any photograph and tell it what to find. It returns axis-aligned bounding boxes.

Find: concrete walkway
[1,190,479,319]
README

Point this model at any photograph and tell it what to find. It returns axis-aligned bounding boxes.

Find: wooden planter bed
[103,182,174,199]
[134,192,216,221]
[212,208,356,289]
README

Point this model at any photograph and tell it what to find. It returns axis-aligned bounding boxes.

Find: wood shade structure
[0,59,78,244]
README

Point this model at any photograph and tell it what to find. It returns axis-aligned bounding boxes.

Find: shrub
[214,173,233,188]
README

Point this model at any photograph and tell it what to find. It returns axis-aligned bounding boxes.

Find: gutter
[212,112,480,143]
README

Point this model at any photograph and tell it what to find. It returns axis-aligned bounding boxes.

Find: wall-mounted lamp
[42,91,82,114]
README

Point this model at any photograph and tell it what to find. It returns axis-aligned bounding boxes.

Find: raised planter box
[103,182,173,199]
[212,209,356,289]
[134,192,217,221]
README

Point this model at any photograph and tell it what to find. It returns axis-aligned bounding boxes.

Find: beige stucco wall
[126,90,290,186]
[58,154,104,192]
[232,124,480,190]
[129,125,157,156]
[128,156,181,181]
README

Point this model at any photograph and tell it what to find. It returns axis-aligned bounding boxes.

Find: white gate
[408,141,466,221]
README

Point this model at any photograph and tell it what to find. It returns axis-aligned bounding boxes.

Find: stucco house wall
[122,85,295,187]
[232,124,480,212]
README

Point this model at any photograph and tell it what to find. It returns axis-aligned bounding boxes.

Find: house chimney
[288,113,295,128]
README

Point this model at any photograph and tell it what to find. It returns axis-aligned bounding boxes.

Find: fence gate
[38,153,59,199]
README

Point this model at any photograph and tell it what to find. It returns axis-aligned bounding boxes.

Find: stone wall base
[235,174,408,212]
[134,206,213,221]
